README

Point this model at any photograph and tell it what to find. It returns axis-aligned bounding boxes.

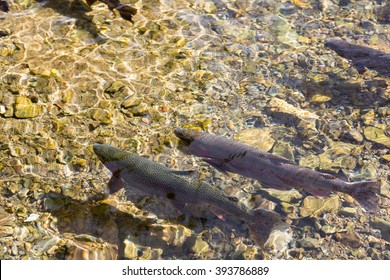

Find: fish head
[93,144,131,164]
[174,128,201,145]
[174,128,210,157]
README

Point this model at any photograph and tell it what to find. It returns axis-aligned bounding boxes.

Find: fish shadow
[41,191,254,259]
[35,0,103,39]
[286,76,388,110]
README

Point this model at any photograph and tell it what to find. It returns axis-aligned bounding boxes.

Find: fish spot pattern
[166,192,176,200]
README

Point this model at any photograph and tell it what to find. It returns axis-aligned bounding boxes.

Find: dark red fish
[174,128,381,212]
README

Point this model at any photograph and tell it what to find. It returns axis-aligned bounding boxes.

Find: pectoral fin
[210,207,227,221]
[202,158,229,175]
[108,170,125,194]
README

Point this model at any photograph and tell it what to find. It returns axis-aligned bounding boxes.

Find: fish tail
[247,209,288,247]
[347,181,380,212]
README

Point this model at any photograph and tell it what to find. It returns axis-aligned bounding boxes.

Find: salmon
[174,128,381,212]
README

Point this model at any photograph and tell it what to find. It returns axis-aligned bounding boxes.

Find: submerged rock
[105,81,125,94]
[273,141,294,161]
[266,97,318,123]
[235,128,275,152]
[65,239,118,260]
[335,232,362,248]
[14,96,42,119]
[90,108,113,125]
[123,239,138,259]
[370,217,390,242]
[300,196,340,218]
[263,227,292,253]
[298,237,320,249]
[364,126,390,148]
[269,15,303,49]
[184,235,210,255]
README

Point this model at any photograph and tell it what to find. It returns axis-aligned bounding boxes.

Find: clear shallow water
[0,0,389,259]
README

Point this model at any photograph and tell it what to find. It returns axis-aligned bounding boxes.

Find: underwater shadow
[42,191,258,259]
[287,74,388,110]
[36,0,102,38]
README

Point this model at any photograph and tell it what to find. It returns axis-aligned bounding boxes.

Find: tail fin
[347,181,380,212]
[247,209,289,247]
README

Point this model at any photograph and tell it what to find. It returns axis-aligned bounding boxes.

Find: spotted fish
[174,128,381,212]
[93,143,286,246]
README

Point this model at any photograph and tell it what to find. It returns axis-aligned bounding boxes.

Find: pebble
[262,188,302,204]
[321,225,337,235]
[235,128,275,152]
[370,217,390,242]
[105,81,125,94]
[364,126,390,148]
[300,196,340,218]
[298,237,320,249]
[266,97,319,123]
[124,240,139,259]
[185,235,210,255]
[14,96,42,119]
[335,232,362,248]
[90,108,113,125]
[339,207,356,217]
[272,141,294,161]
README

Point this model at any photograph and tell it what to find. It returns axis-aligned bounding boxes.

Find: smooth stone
[127,103,148,116]
[65,240,117,260]
[370,217,390,242]
[364,127,390,148]
[124,240,138,259]
[300,196,340,218]
[298,237,320,249]
[203,1,217,13]
[269,15,302,49]
[185,236,210,255]
[273,141,294,161]
[339,207,356,217]
[264,228,292,253]
[14,96,42,119]
[321,225,337,234]
[24,213,39,222]
[266,97,319,122]
[280,202,296,214]
[33,236,60,254]
[122,96,143,108]
[90,108,113,124]
[299,154,320,169]
[262,188,302,203]
[105,81,125,94]
[43,197,65,212]
[235,128,275,152]
[310,93,332,103]
[335,232,362,248]
[381,155,390,162]
[138,247,163,260]
[341,130,364,143]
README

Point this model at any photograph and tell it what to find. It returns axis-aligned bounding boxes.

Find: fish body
[174,128,380,212]
[93,144,284,246]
